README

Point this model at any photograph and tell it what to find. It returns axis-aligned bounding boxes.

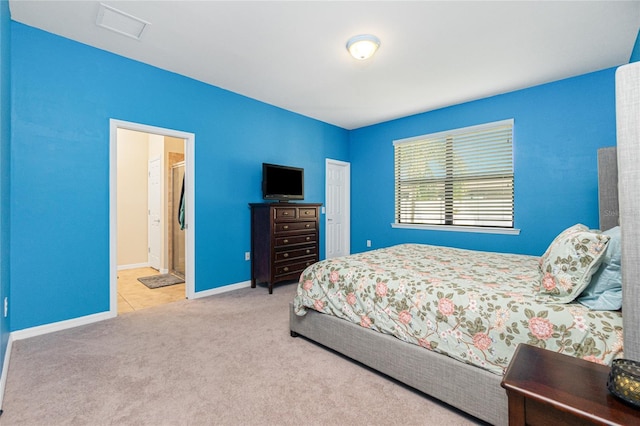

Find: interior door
[325,159,350,258]
[148,157,161,270]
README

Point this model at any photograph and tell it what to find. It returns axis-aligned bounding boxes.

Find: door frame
[325,158,351,258]
[147,156,162,271]
[109,119,196,316]
[169,161,186,277]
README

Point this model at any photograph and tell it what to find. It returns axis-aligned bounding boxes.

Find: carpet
[137,273,184,289]
[2,285,482,425]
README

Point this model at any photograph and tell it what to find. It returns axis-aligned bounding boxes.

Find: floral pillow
[538,223,588,269]
[537,224,611,303]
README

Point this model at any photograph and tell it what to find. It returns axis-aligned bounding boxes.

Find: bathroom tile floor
[117,267,186,314]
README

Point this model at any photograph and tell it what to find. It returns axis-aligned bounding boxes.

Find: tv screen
[262,163,304,201]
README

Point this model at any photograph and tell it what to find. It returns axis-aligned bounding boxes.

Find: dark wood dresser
[501,343,640,425]
[249,203,321,294]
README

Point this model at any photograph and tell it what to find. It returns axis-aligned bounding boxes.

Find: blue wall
[10,22,349,331]
[0,0,10,375]
[630,30,640,62]
[5,20,624,333]
[349,68,617,256]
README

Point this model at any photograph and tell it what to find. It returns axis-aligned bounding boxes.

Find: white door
[325,159,350,258]
[148,157,161,270]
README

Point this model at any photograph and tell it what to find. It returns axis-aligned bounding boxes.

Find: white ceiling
[9,1,640,130]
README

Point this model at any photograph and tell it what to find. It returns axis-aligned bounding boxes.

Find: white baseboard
[0,334,13,409]
[191,280,251,299]
[117,263,149,271]
[11,311,115,341]
[118,264,169,274]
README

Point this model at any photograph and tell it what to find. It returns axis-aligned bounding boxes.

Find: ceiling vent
[96,3,150,40]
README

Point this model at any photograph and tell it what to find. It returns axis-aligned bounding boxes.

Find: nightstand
[501,344,639,425]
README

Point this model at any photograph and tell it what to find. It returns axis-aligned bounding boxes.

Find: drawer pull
[283,225,289,230]
[283,239,289,244]
[283,253,289,258]
[304,210,311,215]
[282,211,289,216]
[305,224,310,228]
[306,249,310,254]
[306,262,311,266]
[283,267,289,272]
[306,237,311,241]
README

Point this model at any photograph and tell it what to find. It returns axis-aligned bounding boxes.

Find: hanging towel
[178,175,185,230]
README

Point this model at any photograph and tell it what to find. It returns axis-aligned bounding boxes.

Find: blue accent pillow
[577,226,622,310]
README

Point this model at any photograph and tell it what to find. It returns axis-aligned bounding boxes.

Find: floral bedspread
[293,244,623,376]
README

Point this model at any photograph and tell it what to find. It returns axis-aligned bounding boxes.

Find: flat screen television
[262,163,304,202]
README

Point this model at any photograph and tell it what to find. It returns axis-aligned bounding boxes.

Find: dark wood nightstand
[501,344,640,425]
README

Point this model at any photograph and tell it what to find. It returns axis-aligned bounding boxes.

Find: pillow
[538,224,589,271]
[577,226,622,310]
[537,224,610,303]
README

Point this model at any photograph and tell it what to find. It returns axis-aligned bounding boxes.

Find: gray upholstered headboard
[616,62,640,362]
[598,147,618,231]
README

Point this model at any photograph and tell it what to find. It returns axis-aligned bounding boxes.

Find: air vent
[96,3,150,40]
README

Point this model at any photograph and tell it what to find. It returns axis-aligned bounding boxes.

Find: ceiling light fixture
[346,34,380,60]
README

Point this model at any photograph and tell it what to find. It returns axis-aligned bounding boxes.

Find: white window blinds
[394,119,514,228]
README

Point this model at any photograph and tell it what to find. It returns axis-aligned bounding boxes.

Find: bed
[289,61,640,425]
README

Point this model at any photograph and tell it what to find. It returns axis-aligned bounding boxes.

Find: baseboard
[191,280,251,299]
[11,310,115,341]
[117,264,169,274]
[117,263,149,271]
[0,334,13,409]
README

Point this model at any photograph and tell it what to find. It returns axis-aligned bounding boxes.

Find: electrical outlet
[366,240,372,247]
[245,252,251,261]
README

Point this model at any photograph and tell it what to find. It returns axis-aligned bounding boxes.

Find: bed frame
[290,61,640,426]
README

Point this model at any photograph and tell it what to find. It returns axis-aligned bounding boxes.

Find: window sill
[391,223,521,235]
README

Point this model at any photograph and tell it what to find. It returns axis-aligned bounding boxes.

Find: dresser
[250,203,321,294]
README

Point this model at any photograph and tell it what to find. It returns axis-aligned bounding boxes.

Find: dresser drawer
[274,221,316,234]
[274,258,317,278]
[275,234,315,247]
[274,207,297,220]
[275,246,317,262]
[274,206,318,222]
[298,207,318,220]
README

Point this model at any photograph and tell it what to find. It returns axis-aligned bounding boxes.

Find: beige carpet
[1,283,483,425]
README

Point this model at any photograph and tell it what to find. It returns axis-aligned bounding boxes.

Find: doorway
[109,120,195,316]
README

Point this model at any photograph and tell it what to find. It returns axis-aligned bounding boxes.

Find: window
[394,119,514,230]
